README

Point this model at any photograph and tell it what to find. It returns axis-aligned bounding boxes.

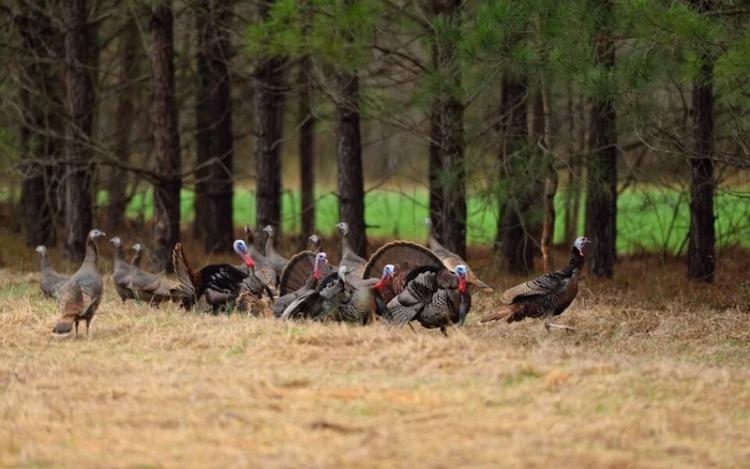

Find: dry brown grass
[1,240,749,467]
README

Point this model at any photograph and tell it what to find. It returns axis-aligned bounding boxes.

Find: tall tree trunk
[585,1,617,278]
[334,71,368,257]
[63,0,96,261]
[497,76,538,274]
[197,0,234,253]
[150,3,182,272]
[564,94,585,246]
[428,94,444,243]
[687,0,715,283]
[193,12,210,241]
[431,0,465,258]
[535,86,556,272]
[17,6,60,247]
[108,17,140,231]
[298,55,316,242]
[254,0,285,236]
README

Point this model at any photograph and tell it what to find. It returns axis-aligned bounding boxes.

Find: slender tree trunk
[108,17,140,231]
[193,11,210,240]
[536,86,557,272]
[63,0,96,261]
[431,0,465,258]
[298,55,316,242]
[497,77,537,274]
[585,1,617,278]
[334,71,368,257]
[150,3,182,272]
[428,96,444,242]
[198,0,234,253]
[564,94,585,246]
[17,7,59,246]
[254,0,285,235]
[687,0,715,283]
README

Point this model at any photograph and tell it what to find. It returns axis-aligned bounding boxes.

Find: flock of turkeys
[35,220,591,337]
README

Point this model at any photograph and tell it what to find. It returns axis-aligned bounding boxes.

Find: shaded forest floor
[0,233,749,467]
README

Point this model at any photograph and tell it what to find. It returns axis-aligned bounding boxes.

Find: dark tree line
[3,0,748,283]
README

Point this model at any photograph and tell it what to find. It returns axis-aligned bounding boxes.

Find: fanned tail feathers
[172,243,196,295]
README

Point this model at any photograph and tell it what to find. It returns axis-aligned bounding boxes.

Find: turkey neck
[83,236,99,268]
[265,233,274,255]
[113,243,126,268]
[39,251,50,272]
[560,247,585,275]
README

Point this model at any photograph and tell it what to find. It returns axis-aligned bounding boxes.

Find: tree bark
[17,5,61,247]
[254,0,285,235]
[63,0,96,261]
[196,0,234,253]
[536,87,557,272]
[193,12,210,241]
[497,76,539,274]
[150,3,182,272]
[687,0,715,283]
[428,92,444,243]
[585,1,617,278]
[108,16,140,231]
[298,55,316,242]
[564,94,586,246]
[334,71,368,257]
[430,0,466,258]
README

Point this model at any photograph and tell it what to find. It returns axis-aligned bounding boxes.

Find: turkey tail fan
[171,243,196,299]
[278,250,316,297]
[363,241,442,279]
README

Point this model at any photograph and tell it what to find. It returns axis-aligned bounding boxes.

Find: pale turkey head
[109,237,122,248]
[233,239,255,268]
[374,264,395,291]
[337,265,348,282]
[131,243,144,253]
[308,234,321,251]
[574,236,591,256]
[313,252,328,280]
[35,245,46,255]
[263,225,275,237]
[336,222,349,237]
[89,229,106,241]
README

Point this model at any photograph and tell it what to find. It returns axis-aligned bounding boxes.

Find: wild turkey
[362,240,444,304]
[244,225,278,289]
[35,245,69,299]
[279,266,345,321]
[233,240,275,315]
[425,218,493,293]
[336,222,366,277]
[307,234,321,253]
[263,225,289,277]
[336,264,394,325]
[273,251,332,317]
[481,236,591,331]
[386,264,471,336]
[110,237,135,302]
[130,243,144,267]
[52,229,106,336]
[172,240,264,312]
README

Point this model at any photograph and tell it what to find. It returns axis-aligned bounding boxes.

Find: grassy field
[1,243,749,467]
[113,186,750,254]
